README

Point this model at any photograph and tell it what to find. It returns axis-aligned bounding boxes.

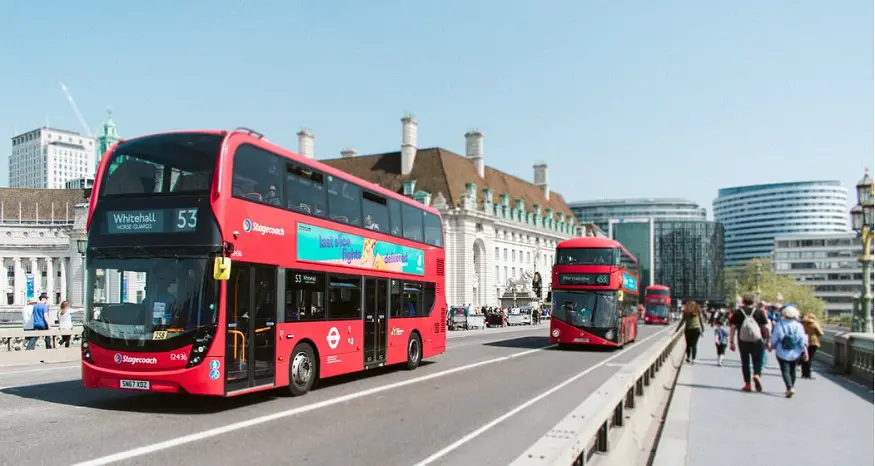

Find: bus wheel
[288,343,317,396]
[406,333,422,370]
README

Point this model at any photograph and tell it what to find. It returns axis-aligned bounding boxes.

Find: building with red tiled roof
[317,116,604,307]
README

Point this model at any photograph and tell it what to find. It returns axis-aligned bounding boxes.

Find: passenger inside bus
[142,263,178,327]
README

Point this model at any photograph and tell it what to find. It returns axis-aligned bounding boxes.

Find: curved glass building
[714,181,849,265]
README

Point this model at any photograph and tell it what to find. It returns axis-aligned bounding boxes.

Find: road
[0,324,672,466]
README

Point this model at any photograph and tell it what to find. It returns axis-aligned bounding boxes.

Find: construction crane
[59,81,93,136]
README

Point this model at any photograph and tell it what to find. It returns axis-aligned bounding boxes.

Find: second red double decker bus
[80,128,447,397]
[549,237,640,349]
[644,285,672,325]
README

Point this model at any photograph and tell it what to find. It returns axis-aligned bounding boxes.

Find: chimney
[534,163,549,200]
[297,129,315,159]
[401,115,418,175]
[341,148,358,158]
[465,130,485,178]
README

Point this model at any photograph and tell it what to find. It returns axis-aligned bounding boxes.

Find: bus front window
[646,304,670,318]
[551,291,618,328]
[85,258,218,344]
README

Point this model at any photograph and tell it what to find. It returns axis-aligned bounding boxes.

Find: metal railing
[0,326,83,351]
[512,330,683,466]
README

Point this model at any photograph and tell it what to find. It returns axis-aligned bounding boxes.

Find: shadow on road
[483,335,552,349]
[811,363,874,404]
[0,360,436,414]
[678,382,786,398]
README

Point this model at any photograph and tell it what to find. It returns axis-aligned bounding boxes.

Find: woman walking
[676,301,705,364]
[801,313,824,379]
[770,305,808,398]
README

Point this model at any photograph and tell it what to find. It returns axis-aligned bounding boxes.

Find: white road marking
[0,364,80,376]
[70,343,556,466]
[411,327,673,466]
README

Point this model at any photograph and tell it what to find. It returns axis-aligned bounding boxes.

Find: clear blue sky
[1,1,871,215]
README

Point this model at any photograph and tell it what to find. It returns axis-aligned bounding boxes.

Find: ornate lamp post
[850,169,874,333]
[77,239,87,308]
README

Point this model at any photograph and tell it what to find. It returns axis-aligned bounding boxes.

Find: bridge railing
[512,329,683,466]
[818,331,874,387]
[0,326,84,351]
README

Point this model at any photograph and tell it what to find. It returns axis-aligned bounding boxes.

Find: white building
[9,127,96,189]
[323,116,593,307]
[773,232,874,318]
[0,189,90,322]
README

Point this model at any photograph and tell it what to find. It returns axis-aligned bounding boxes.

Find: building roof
[321,148,575,220]
[0,188,90,222]
[568,197,702,208]
[717,180,843,197]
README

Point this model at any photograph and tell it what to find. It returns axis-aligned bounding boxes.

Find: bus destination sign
[558,273,610,286]
[105,208,199,235]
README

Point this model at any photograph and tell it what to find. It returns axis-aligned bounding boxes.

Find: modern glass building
[653,221,725,305]
[610,219,724,307]
[713,181,849,265]
[569,198,706,233]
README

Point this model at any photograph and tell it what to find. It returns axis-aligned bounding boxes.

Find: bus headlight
[186,326,216,368]
[605,330,615,340]
[81,331,93,363]
[551,329,560,338]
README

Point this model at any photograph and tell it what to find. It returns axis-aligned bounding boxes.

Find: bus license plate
[120,379,150,390]
[574,337,590,343]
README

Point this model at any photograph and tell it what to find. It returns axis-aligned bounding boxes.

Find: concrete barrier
[1,327,82,352]
[511,329,684,466]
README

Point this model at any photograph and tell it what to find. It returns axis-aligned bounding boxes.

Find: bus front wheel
[288,342,318,396]
[406,333,422,370]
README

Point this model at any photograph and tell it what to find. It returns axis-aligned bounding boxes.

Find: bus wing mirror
[213,257,231,281]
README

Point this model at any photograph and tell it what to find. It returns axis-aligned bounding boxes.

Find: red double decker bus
[644,285,671,325]
[549,237,640,349]
[81,128,446,397]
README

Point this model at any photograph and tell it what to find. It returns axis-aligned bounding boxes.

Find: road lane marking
[70,343,556,466]
[411,327,673,466]
[0,364,80,376]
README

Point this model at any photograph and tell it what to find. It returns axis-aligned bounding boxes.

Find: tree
[722,257,825,319]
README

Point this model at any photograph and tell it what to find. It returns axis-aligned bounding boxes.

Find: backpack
[780,322,797,350]
[738,308,762,343]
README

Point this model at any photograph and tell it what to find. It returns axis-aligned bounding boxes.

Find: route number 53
[177,209,198,230]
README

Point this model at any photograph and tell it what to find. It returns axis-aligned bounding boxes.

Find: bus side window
[362,191,389,232]
[285,271,325,321]
[388,200,403,237]
[232,144,283,206]
[401,203,424,242]
[285,163,326,217]
[327,176,362,227]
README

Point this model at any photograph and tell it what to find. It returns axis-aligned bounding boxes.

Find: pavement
[654,330,875,466]
[0,323,672,466]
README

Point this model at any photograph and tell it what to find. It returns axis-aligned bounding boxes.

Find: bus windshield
[85,257,218,344]
[647,289,670,297]
[646,304,670,318]
[551,290,618,328]
[555,248,616,266]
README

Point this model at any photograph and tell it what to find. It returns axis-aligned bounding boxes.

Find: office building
[9,128,95,189]
[569,198,706,233]
[610,218,724,306]
[322,116,589,307]
[773,232,874,318]
[714,181,849,265]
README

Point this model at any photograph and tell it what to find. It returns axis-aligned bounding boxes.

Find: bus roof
[646,285,670,291]
[557,237,619,249]
[100,129,443,217]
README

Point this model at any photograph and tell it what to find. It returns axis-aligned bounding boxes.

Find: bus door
[224,263,277,392]
[363,278,389,367]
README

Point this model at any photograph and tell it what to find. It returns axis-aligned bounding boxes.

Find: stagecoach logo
[113,353,159,365]
[242,218,285,237]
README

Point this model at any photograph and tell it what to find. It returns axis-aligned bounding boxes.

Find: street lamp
[76,239,87,308]
[76,239,87,255]
[850,168,874,333]
[755,260,763,303]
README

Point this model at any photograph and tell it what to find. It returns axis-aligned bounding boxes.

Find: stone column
[30,257,40,298]
[45,258,55,303]
[60,258,68,304]
[13,257,24,305]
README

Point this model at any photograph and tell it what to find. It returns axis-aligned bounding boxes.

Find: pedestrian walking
[729,292,770,392]
[676,301,705,364]
[714,320,729,366]
[800,312,824,379]
[770,305,808,398]
[58,300,73,348]
[25,294,52,351]
[760,302,774,369]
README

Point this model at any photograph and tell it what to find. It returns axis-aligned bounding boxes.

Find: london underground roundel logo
[242,219,252,233]
[114,353,122,364]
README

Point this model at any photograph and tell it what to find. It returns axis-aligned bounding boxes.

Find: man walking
[25,294,52,350]
[729,292,770,392]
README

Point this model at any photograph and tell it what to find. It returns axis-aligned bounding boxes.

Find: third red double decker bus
[549,237,640,349]
[644,285,672,325]
[80,128,446,397]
